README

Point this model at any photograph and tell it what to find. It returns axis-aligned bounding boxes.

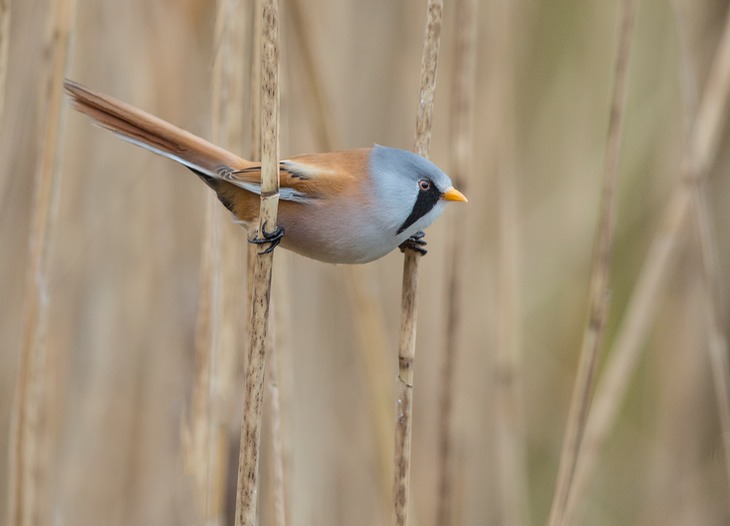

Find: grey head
[369,145,460,243]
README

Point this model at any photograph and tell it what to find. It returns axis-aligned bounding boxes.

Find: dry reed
[435,0,476,522]
[5,2,730,525]
[563,5,730,520]
[235,0,281,524]
[343,265,394,512]
[0,0,10,124]
[681,0,730,494]
[489,1,531,525]
[182,0,249,523]
[287,0,338,152]
[289,0,395,513]
[7,0,76,524]
[392,1,444,525]
[547,1,638,525]
[267,284,289,526]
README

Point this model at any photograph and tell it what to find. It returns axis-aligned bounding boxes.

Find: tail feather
[63,79,252,177]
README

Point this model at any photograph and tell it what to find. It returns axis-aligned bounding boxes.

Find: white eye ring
[419,179,431,191]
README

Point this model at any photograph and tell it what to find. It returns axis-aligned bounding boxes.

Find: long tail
[63,79,252,177]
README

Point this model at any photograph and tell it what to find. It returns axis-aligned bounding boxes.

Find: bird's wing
[224,149,371,202]
[65,79,370,204]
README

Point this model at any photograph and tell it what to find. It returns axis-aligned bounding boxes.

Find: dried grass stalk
[267,292,288,526]
[288,0,338,151]
[436,0,476,522]
[393,1,444,525]
[564,6,730,519]
[547,1,638,525]
[568,6,730,513]
[289,0,394,511]
[490,0,531,524]
[564,186,689,521]
[7,0,77,524]
[344,266,394,510]
[182,0,248,523]
[235,0,281,524]
[7,0,76,526]
[0,0,11,124]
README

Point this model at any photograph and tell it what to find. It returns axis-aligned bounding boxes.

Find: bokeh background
[2,0,730,525]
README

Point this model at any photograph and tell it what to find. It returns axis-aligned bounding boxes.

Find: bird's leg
[399,230,428,256]
[249,221,285,254]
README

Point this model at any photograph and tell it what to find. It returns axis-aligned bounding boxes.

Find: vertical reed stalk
[267,287,289,526]
[564,186,688,520]
[678,0,730,499]
[0,0,10,124]
[547,1,637,525]
[7,0,76,524]
[287,0,338,152]
[235,0,280,523]
[436,0,476,523]
[289,0,393,511]
[564,5,730,520]
[491,0,531,524]
[393,1,444,525]
[183,0,248,523]
[247,0,262,305]
[186,188,224,518]
[343,265,394,511]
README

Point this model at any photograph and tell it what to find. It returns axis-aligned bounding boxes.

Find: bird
[63,79,467,264]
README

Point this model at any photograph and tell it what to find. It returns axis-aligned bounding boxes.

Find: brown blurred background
[2,0,730,525]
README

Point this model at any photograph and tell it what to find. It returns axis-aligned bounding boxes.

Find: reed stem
[8,0,76,524]
[436,0,476,522]
[235,0,280,523]
[0,0,11,124]
[183,1,248,523]
[564,4,730,521]
[393,1,444,525]
[547,1,637,524]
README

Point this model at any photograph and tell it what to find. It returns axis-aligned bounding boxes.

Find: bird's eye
[419,179,431,191]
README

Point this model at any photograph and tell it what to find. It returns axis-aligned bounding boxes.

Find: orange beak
[441,186,468,203]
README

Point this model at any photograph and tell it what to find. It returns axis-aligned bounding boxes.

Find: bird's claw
[249,221,285,254]
[399,230,428,256]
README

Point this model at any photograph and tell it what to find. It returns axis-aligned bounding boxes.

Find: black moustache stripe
[397,184,442,235]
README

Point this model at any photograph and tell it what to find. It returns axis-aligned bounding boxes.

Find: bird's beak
[442,187,468,203]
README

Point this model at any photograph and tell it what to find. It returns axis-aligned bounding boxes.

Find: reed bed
[7,0,76,524]
[3,1,730,525]
[182,1,250,525]
[547,1,638,524]
[0,0,11,124]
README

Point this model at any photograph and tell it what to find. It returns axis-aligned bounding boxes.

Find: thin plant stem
[393,251,421,526]
[288,0,393,511]
[0,0,11,125]
[564,2,730,521]
[183,0,248,523]
[393,1,444,525]
[547,1,638,525]
[7,0,76,524]
[287,0,338,152]
[564,186,688,521]
[680,0,730,500]
[267,285,289,526]
[184,190,223,517]
[235,0,280,523]
[490,0,531,524]
[436,0,476,523]
[343,265,394,512]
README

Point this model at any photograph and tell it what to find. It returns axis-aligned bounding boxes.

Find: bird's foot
[399,230,427,256]
[249,221,285,254]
